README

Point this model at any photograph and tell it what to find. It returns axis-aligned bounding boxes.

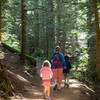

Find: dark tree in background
[20,0,26,63]
[93,0,100,78]
[0,0,2,42]
[46,0,55,58]
[34,0,39,48]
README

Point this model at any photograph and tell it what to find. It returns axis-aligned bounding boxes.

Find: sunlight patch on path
[0,51,5,59]
[22,99,44,100]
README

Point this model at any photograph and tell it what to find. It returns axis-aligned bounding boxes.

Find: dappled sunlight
[68,79,80,83]
[80,84,95,93]
[33,91,42,95]
[7,70,30,84]
[16,74,30,83]
[51,79,84,88]
[22,98,44,100]
[70,83,81,88]
[0,45,95,100]
[62,79,81,88]
[0,51,5,59]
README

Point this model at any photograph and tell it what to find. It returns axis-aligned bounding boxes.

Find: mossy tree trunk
[93,0,100,78]
[0,63,13,97]
[0,0,2,42]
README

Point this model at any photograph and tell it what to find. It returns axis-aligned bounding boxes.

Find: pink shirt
[40,67,53,81]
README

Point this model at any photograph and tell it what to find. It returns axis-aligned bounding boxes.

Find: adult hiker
[50,46,66,91]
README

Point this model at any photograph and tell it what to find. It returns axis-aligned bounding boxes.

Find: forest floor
[0,44,98,100]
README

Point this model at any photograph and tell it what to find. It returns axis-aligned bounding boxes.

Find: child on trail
[40,60,53,100]
[63,53,72,88]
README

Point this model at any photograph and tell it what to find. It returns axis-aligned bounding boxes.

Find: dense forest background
[0,0,100,86]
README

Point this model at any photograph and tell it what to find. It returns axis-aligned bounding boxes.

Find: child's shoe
[43,93,47,99]
[65,83,69,88]
[67,84,69,88]
[47,96,51,100]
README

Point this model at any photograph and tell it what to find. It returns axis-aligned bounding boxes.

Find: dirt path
[0,46,93,100]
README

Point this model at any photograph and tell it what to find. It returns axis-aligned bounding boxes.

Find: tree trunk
[49,0,55,54]
[20,0,26,63]
[0,0,2,42]
[56,0,61,46]
[93,0,100,78]
[56,0,67,53]
[46,0,55,58]
[34,0,39,48]
[87,0,94,35]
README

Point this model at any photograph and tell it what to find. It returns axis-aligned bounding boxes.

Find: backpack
[64,55,72,69]
[52,53,62,67]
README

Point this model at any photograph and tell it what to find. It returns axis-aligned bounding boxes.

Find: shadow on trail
[0,45,96,100]
[0,46,43,99]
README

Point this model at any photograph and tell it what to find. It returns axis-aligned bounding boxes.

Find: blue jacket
[50,51,66,69]
[63,55,72,73]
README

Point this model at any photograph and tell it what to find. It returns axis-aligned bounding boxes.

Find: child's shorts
[42,80,50,87]
[63,72,69,77]
[63,69,69,73]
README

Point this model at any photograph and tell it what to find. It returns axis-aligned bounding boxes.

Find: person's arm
[50,69,53,79]
[50,52,54,62]
[50,52,55,69]
[59,53,66,67]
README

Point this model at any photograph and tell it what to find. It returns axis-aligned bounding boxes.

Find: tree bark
[93,0,100,78]
[0,0,2,42]
[46,0,55,58]
[21,0,26,63]
[87,0,94,35]
[34,0,39,48]
[56,0,61,46]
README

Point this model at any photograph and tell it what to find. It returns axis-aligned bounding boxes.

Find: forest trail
[0,45,94,100]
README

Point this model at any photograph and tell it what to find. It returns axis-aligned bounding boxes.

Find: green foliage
[78,48,88,70]
[33,48,44,57]
[32,48,46,61]
[24,64,36,75]
[70,48,89,82]
[35,56,47,61]
[24,64,32,74]
[0,80,7,90]
[2,33,20,51]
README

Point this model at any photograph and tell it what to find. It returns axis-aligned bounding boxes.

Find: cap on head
[55,46,60,51]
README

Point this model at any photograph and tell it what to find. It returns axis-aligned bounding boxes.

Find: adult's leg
[57,68,63,90]
[52,69,58,90]
[66,73,69,88]
[63,73,67,83]
[52,69,57,84]
[66,73,69,84]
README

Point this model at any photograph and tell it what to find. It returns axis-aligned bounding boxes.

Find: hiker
[50,46,66,91]
[40,60,53,100]
[63,52,72,88]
